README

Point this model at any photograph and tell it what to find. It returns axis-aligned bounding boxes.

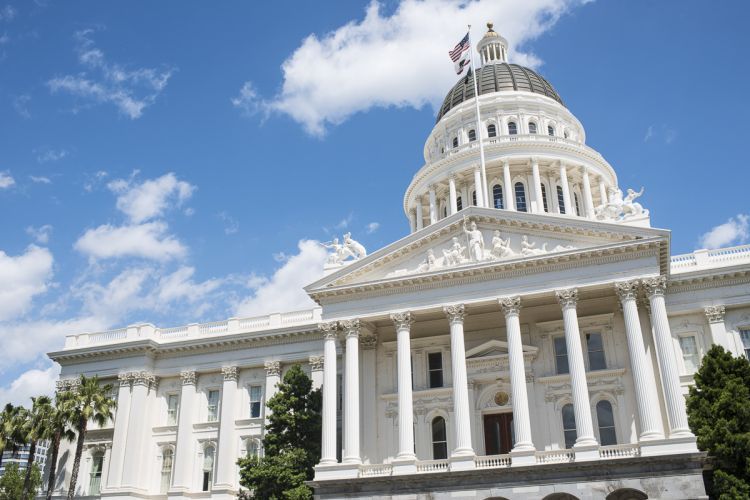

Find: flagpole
[467,25,489,208]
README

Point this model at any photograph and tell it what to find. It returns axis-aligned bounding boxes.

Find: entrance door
[484,413,514,455]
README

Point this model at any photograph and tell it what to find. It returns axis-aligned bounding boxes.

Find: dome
[436,63,564,123]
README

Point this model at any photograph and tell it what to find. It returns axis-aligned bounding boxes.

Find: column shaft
[448,177,458,214]
[428,187,438,225]
[342,320,361,464]
[598,179,608,206]
[531,159,544,214]
[121,373,154,488]
[415,198,424,231]
[320,325,338,464]
[443,305,474,456]
[473,169,485,208]
[106,375,132,488]
[392,313,416,460]
[581,168,595,218]
[559,163,573,214]
[503,161,516,211]
[171,372,196,491]
[215,367,238,488]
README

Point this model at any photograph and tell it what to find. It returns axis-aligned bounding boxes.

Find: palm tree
[22,395,53,498]
[44,391,76,500]
[0,403,17,471]
[8,405,29,461]
[66,375,116,500]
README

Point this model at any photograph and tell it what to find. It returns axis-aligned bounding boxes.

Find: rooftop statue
[596,186,649,221]
[322,233,367,266]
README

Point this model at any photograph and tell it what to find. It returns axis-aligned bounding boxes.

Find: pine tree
[686,345,750,499]
[238,364,322,499]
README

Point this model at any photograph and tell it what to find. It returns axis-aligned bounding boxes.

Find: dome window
[492,184,504,209]
[452,137,459,148]
[574,193,582,216]
[548,125,555,136]
[541,184,549,212]
[487,124,497,138]
[514,182,527,212]
[472,190,477,206]
[456,196,463,211]
[468,129,476,142]
[564,131,569,139]
[508,122,518,135]
[529,122,537,134]
[557,186,566,214]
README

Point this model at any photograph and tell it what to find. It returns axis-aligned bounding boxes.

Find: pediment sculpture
[322,232,367,266]
[595,186,649,221]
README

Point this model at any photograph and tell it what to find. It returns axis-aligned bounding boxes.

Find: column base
[638,429,665,441]
[449,453,476,471]
[641,436,698,456]
[313,462,360,480]
[510,448,536,466]
[392,456,417,475]
[573,443,600,462]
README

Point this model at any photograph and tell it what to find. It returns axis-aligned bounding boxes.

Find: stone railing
[435,134,599,163]
[671,244,750,273]
[475,454,511,469]
[415,459,449,473]
[359,463,393,477]
[598,443,640,459]
[535,449,574,464]
[63,307,323,349]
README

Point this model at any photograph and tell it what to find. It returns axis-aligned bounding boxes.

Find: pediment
[306,207,670,296]
[465,339,538,359]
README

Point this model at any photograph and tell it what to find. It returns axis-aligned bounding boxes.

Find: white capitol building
[48,25,750,500]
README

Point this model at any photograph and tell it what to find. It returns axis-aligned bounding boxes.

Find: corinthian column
[391,312,416,463]
[705,306,733,353]
[615,281,664,441]
[172,371,197,492]
[448,176,458,214]
[443,304,475,464]
[122,371,157,488]
[215,366,239,490]
[106,373,132,489]
[318,322,338,465]
[642,276,693,438]
[555,289,597,448]
[341,319,362,464]
[499,297,535,455]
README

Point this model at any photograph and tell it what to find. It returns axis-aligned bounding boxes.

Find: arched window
[514,182,527,212]
[202,445,215,492]
[89,451,104,495]
[596,400,617,445]
[487,124,497,138]
[528,122,537,134]
[574,193,581,216]
[161,448,174,494]
[468,129,476,141]
[492,184,504,209]
[431,416,448,459]
[456,196,463,211]
[441,204,447,218]
[562,404,577,449]
[564,130,569,139]
[452,137,459,148]
[605,488,647,500]
[548,125,555,136]
[540,184,549,212]
[508,122,518,135]
[472,190,477,206]
[247,439,261,459]
[556,186,566,214]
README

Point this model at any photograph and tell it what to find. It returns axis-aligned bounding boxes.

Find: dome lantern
[477,22,508,65]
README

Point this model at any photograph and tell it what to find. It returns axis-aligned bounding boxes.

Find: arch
[543,494,580,500]
[468,129,477,142]
[556,186,566,214]
[431,416,448,460]
[508,121,518,135]
[528,121,538,134]
[514,182,527,212]
[244,437,262,459]
[562,403,577,448]
[605,489,648,500]
[202,443,216,491]
[487,123,497,138]
[492,184,504,209]
[88,449,104,495]
[596,400,617,445]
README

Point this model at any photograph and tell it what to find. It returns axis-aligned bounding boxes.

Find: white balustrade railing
[415,459,449,473]
[435,134,600,163]
[238,316,272,330]
[88,328,127,344]
[199,320,228,335]
[598,443,640,459]
[359,464,393,477]
[671,244,750,273]
[535,449,574,464]
[159,326,189,339]
[475,454,511,469]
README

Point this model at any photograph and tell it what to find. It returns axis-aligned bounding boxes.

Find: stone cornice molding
[704,305,726,324]
[614,280,639,302]
[642,275,667,298]
[499,296,522,316]
[221,366,239,382]
[390,311,413,330]
[56,377,81,392]
[309,355,324,371]
[264,361,281,377]
[555,288,578,309]
[443,303,465,324]
[180,370,196,386]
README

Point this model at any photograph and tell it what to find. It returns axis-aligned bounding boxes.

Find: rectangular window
[679,336,700,373]
[427,352,444,388]
[207,390,220,422]
[167,394,179,425]
[249,386,262,419]
[740,329,750,360]
[586,333,607,371]
[554,336,569,375]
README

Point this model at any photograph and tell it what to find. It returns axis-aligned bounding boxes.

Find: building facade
[47,25,750,500]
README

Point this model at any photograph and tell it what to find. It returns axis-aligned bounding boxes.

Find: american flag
[449,32,471,75]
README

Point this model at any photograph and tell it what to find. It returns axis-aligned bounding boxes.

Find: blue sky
[1,0,749,404]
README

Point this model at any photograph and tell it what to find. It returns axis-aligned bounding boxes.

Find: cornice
[537,367,626,385]
[667,267,750,293]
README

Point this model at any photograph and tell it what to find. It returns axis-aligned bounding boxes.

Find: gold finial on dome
[485,22,498,36]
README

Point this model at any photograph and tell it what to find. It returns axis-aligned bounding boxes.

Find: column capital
[499,296,522,316]
[132,371,157,388]
[614,280,639,302]
[340,318,361,338]
[530,156,539,166]
[443,303,466,323]
[704,305,726,324]
[56,377,81,392]
[309,355,324,371]
[555,288,578,309]
[318,321,338,341]
[116,373,133,388]
[391,311,413,330]
[221,366,239,382]
[264,361,281,377]
[180,370,196,386]
[360,334,378,349]
[642,276,667,297]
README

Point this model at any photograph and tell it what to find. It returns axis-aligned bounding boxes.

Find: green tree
[66,375,116,500]
[0,462,42,500]
[237,364,322,499]
[686,345,750,499]
[0,404,19,471]
[44,391,76,500]
[22,395,53,498]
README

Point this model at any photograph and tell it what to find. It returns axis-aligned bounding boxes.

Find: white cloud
[0,5,16,22]
[644,123,677,144]
[108,172,194,224]
[231,81,260,115]
[29,175,51,184]
[218,211,239,235]
[48,29,174,119]
[0,364,60,406]
[366,222,380,234]
[155,266,223,305]
[0,170,15,189]
[74,221,187,262]
[238,0,589,135]
[36,148,68,163]
[0,245,53,321]
[13,94,30,119]
[698,214,749,250]
[26,224,53,244]
[235,240,327,316]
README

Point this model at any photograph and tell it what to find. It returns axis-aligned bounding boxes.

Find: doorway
[483,413,514,455]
